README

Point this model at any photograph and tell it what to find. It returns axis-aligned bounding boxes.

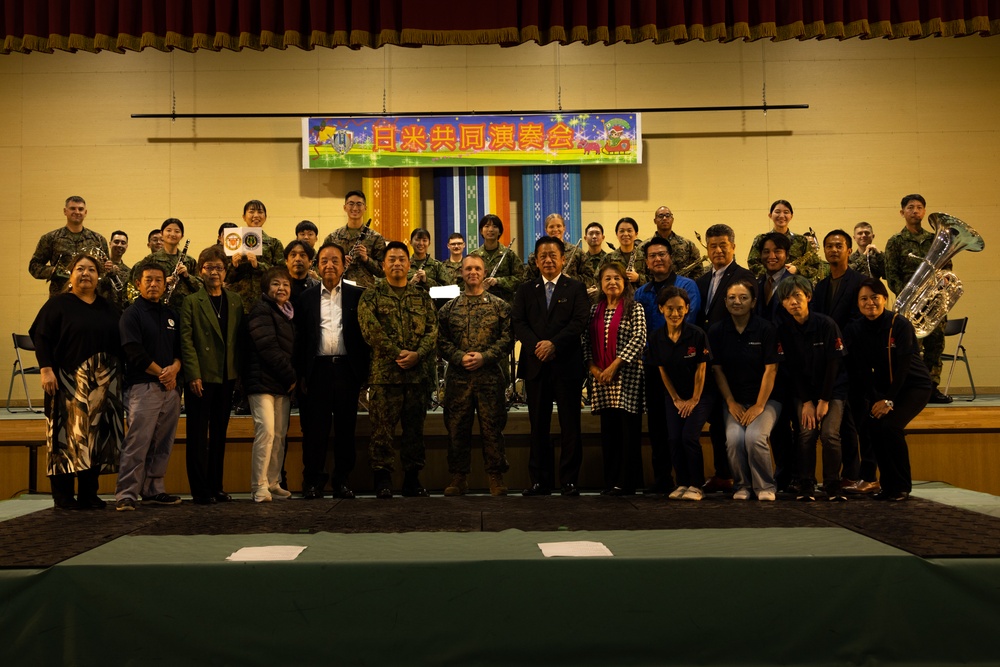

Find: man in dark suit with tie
[294,241,371,499]
[179,246,245,505]
[695,224,755,493]
[513,236,591,496]
[755,232,794,325]
[812,229,870,491]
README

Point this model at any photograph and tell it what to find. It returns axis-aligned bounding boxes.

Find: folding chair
[7,333,42,413]
[941,317,976,401]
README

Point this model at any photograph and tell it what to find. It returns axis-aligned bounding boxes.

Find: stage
[2,485,1000,667]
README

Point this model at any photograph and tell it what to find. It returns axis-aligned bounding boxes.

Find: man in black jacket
[513,236,591,496]
[695,224,756,494]
[294,242,371,499]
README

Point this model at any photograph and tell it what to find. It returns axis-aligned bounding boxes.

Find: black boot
[401,470,429,497]
[49,474,78,510]
[374,469,393,499]
[76,468,107,509]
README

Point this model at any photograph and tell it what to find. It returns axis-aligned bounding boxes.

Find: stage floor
[2,484,1000,666]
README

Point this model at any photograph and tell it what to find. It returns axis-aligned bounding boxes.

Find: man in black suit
[695,224,756,493]
[512,236,591,496]
[294,241,371,499]
[755,232,794,325]
[812,229,870,491]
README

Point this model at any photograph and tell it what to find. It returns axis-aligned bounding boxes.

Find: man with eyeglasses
[652,206,706,280]
[634,236,700,494]
[442,232,467,287]
[323,190,386,288]
[179,247,245,505]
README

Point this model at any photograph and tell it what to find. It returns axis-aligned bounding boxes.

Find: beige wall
[1,37,998,402]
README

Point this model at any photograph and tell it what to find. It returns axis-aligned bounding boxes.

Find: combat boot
[444,474,468,496]
[488,473,508,497]
[402,470,430,497]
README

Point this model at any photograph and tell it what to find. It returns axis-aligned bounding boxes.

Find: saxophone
[163,240,190,306]
[895,212,984,338]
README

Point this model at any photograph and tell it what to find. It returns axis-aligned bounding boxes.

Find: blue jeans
[724,400,781,495]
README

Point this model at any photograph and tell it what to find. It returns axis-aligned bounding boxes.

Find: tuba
[895,212,984,338]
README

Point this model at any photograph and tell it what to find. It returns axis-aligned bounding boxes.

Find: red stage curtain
[3,1,998,54]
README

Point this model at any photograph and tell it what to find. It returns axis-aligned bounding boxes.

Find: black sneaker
[796,486,816,502]
[142,493,182,505]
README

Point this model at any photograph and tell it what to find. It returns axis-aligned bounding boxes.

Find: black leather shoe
[873,491,910,502]
[332,484,355,499]
[302,486,323,500]
[214,492,233,503]
[77,496,107,510]
[401,471,429,497]
[377,487,393,499]
[929,388,953,404]
[522,483,551,497]
[374,470,393,499]
[192,496,216,506]
[561,483,580,497]
[642,483,670,496]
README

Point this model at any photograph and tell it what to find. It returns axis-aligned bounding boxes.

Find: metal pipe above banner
[302,113,642,169]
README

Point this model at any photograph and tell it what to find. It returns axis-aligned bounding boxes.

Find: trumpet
[896,212,984,338]
[489,237,517,279]
[163,240,190,306]
[348,219,373,262]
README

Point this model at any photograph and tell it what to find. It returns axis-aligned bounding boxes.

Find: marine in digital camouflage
[654,231,706,280]
[223,232,284,313]
[325,225,387,288]
[603,246,648,286]
[469,244,524,303]
[748,230,826,283]
[96,259,131,310]
[848,247,886,280]
[29,227,109,297]
[407,255,451,292]
[438,289,512,475]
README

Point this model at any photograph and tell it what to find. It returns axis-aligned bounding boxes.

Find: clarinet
[163,240,189,305]
[489,237,517,279]
[348,219,373,261]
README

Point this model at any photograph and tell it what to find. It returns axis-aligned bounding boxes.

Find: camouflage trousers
[368,384,427,473]
[442,374,509,475]
[920,320,946,385]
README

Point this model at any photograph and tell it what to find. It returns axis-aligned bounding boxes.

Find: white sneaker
[269,486,292,499]
[682,487,703,501]
[733,488,751,500]
[757,490,776,502]
[252,490,272,503]
[668,486,688,500]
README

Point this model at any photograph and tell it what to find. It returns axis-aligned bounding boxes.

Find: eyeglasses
[345,202,366,208]
[202,265,226,273]
[655,213,674,219]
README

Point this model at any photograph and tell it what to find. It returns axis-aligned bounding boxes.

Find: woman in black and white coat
[583,262,646,495]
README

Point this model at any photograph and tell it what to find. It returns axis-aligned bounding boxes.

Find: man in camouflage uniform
[525,213,595,289]
[97,229,131,310]
[324,190,386,288]
[358,241,439,498]
[225,200,285,314]
[849,221,886,280]
[438,255,512,497]
[606,217,648,287]
[884,193,951,403]
[584,222,608,275]
[747,201,826,284]
[29,196,109,297]
[651,206,707,280]
[469,214,524,303]
[441,233,466,286]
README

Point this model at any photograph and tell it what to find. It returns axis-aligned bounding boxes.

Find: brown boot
[444,474,468,496]
[488,473,508,497]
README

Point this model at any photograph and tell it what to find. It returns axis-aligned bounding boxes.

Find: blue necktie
[545,281,555,308]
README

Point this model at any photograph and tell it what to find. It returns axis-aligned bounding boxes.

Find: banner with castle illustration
[302,113,641,169]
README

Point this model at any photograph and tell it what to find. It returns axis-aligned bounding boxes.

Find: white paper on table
[222,227,263,256]
[537,541,614,558]
[226,545,307,562]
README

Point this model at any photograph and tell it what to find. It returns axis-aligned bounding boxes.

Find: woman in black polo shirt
[650,285,712,501]
[708,278,781,502]
[843,278,931,501]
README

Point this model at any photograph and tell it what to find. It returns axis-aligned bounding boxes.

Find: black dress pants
[300,357,361,490]
[525,367,583,489]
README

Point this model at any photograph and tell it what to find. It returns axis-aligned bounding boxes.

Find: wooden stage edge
[3,404,1000,498]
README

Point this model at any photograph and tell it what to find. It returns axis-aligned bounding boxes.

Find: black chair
[6,333,42,413]
[941,317,975,401]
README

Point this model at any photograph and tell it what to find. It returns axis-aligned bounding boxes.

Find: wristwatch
[884,399,894,410]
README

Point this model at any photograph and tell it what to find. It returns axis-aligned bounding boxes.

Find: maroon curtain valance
[3,1,999,55]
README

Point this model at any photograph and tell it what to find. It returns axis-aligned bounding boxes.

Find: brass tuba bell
[895,212,984,338]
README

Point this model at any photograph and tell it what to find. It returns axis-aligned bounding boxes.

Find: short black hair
[410,228,431,241]
[727,277,757,302]
[110,230,128,241]
[534,235,564,256]
[385,240,410,258]
[135,261,166,281]
[642,235,671,257]
[284,239,315,261]
[775,274,813,301]
[243,200,267,216]
[218,221,238,237]
[757,231,790,254]
[859,277,889,299]
[295,220,319,235]
[585,221,604,235]
[706,224,735,243]
[448,232,465,242]
[316,241,345,262]
[900,194,926,209]
[147,229,161,242]
[345,190,366,203]
[161,218,184,235]
[656,284,690,307]
[479,214,504,237]
[824,229,853,249]
[615,217,639,234]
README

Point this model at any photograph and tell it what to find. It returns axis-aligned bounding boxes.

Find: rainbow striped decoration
[432,167,511,259]
[521,167,582,260]
[362,168,422,245]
